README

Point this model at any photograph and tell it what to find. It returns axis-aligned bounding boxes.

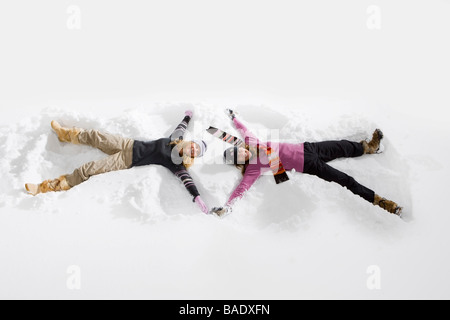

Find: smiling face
[238,147,251,162]
[183,142,201,158]
[228,147,251,163]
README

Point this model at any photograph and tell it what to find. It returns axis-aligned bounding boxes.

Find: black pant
[303,140,375,203]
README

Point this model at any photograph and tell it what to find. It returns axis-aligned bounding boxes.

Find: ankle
[361,141,372,154]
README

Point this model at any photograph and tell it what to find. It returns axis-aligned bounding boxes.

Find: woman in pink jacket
[211,110,402,217]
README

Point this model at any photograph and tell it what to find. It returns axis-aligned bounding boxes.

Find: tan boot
[361,129,383,154]
[374,194,402,216]
[25,175,71,196]
[51,120,81,144]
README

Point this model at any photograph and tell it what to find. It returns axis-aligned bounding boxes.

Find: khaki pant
[65,129,134,187]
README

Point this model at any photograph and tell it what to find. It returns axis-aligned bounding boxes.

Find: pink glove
[185,110,193,118]
[194,196,209,214]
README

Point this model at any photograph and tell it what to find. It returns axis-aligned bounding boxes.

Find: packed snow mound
[1,104,411,230]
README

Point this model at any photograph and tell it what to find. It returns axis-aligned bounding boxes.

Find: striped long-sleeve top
[131,115,201,200]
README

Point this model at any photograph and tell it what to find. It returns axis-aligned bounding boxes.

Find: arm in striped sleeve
[170,115,192,141]
[173,167,201,200]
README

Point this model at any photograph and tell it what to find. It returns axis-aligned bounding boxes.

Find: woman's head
[181,140,207,158]
[170,139,208,169]
[224,146,252,165]
[224,145,257,175]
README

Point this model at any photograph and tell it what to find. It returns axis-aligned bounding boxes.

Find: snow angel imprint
[25,111,210,214]
[210,109,402,217]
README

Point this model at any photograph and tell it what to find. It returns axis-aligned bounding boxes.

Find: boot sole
[25,183,39,196]
[51,121,65,142]
[376,143,385,154]
[51,120,62,131]
[375,129,384,140]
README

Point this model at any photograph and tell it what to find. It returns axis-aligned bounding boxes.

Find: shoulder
[244,163,262,177]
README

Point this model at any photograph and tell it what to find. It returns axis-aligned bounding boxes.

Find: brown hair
[169,139,195,169]
[234,144,259,175]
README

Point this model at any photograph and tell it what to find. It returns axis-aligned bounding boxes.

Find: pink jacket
[226,118,305,207]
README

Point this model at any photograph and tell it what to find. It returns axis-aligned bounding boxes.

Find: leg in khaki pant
[25,122,134,196]
[66,129,135,187]
[78,129,133,156]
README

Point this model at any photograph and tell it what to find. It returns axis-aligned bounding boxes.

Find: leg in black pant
[303,141,375,203]
[305,140,364,163]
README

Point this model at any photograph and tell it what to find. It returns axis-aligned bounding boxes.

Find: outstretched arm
[226,169,260,207]
[170,110,193,141]
[173,167,209,214]
[173,168,200,200]
[227,110,259,143]
[211,168,261,217]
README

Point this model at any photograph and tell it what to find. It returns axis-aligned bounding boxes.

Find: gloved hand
[185,110,194,118]
[225,109,236,120]
[210,206,231,217]
[194,196,209,214]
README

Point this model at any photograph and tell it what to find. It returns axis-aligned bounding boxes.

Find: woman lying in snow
[25,111,210,214]
[210,109,402,217]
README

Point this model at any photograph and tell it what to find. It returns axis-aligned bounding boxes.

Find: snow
[0,102,448,299]
[1,0,449,300]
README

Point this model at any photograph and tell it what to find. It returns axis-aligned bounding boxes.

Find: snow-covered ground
[0,102,448,299]
[1,1,449,299]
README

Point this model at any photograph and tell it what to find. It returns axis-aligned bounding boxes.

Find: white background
[1,0,449,122]
[1,0,449,299]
